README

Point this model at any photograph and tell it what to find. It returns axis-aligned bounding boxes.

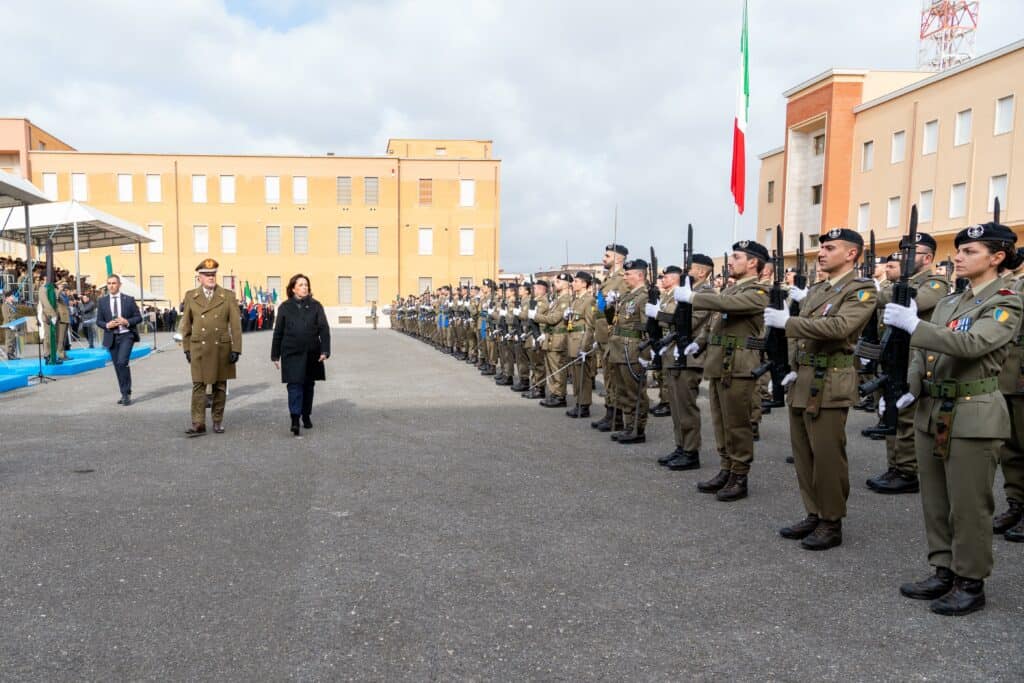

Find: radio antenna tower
[919,1,979,71]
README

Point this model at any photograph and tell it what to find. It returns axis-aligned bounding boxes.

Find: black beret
[954,222,1017,248]
[885,252,901,263]
[471,285,481,291]
[1017,247,1024,260]
[899,231,937,252]
[662,265,683,275]
[482,278,496,288]
[533,280,550,290]
[623,258,648,271]
[555,272,573,282]
[732,240,770,262]
[605,243,629,256]
[573,271,593,285]
[691,253,715,268]
[819,228,864,247]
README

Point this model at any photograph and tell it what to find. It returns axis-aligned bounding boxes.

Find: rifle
[496,283,509,339]
[791,232,807,316]
[640,247,664,370]
[648,224,695,368]
[722,252,730,285]
[854,230,880,377]
[750,225,790,405]
[858,205,919,432]
[511,280,524,341]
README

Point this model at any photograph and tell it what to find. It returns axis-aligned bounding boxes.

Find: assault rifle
[663,223,695,369]
[858,206,919,432]
[854,230,880,377]
[645,247,663,370]
[511,280,524,341]
[791,232,807,315]
[750,224,790,405]
[722,252,730,285]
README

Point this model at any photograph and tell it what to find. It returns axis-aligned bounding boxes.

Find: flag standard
[730,0,750,215]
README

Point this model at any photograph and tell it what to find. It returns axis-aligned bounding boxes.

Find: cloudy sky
[5,0,1023,271]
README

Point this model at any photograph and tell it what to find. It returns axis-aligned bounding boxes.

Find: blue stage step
[0,344,153,392]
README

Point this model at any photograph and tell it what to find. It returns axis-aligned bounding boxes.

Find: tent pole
[24,203,33,303]
[73,220,82,296]
[137,239,145,310]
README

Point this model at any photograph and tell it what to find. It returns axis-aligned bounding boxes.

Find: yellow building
[758,38,1023,265]
[0,120,500,322]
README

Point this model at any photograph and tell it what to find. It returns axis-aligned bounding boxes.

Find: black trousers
[287,381,315,417]
[109,333,134,397]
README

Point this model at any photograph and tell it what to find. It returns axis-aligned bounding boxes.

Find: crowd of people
[392,218,1023,618]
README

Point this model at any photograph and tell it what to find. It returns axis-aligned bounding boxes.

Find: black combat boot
[495,376,513,386]
[800,519,842,550]
[900,566,955,600]
[616,429,646,444]
[716,473,748,501]
[993,500,1023,533]
[565,404,590,418]
[591,406,613,430]
[658,447,685,466]
[539,395,567,408]
[649,402,671,417]
[601,412,625,434]
[523,386,545,399]
[667,451,700,471]
[697,469,731,494]
[510,381,530,392]
[779,514,820,540]
[302,415,312,429]
[930,577,985,616]
[290,414,300,436]
[867,468,920,494]
[861,420,893,440]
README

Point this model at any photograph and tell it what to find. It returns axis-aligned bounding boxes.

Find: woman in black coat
[271,274,331,435]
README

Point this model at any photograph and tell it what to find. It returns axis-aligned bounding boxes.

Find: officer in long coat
[180,259,242,435]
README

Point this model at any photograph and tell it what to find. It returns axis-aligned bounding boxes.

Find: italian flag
[730,0,749,215]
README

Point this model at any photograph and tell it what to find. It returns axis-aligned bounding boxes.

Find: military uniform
[513,291,531,390]
[180,259,243,434]
[608,281,651,441]
[593,265,630,431]
[566,282,596,416]
[524,287,550,398]
[535,281,572,405]
[995,273,1024,540]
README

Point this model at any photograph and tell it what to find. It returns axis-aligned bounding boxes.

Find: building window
[267,276,282,299]
[949,183,967,218]
[886,196,901,229]
[38,141,45,150]
[418,227,433,255]
[42,172,57,200]
[293,176,308,205]
[265,225,281,254]
[71,173,88,201]
[336,176,352,205]
[989,174,1008,212]
[221,225,237,254]
[337,226,352,254]
[418,277,432,293]
[146,174,161,202]
[365,276,379,304]
[919,190,934,223]
[120,242,135,253]
[419,178,432,206]
[811,185,823,206]
[265,175,280,204]
[459,276,472,287]
[891,130,906,164]
[121,275,135,288]
[293,226,309,254]
[193,225,209,253]
[220,175,235,203]
[955,109,972,146]
[148,224,163,253]
[857,203,870,232]
[861,141,874,171]
[117,173,133,202]
[813,134,825,156]
[337,276,352,305]
[459,179,475,207]
[459,227,475,255]
[222,275,234,291]
[149,275,165,298]
[365,226,379,255]
[364,177,379,205]
[435,147,447,156]
[995,95,1015,135]
[767,180,775,204]
[192,175,207,203]
[923,119,939,155]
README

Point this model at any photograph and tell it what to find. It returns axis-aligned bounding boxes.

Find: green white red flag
[730,0,749,214]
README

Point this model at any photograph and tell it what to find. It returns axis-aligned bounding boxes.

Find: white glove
[606,290,619,303]
[789,286,809,303]
[562,307,571,320]
[673,277,693,304]
[781,371,798,387]
[872,279,882,292]
[659,344,672,356]
[644,303,660,318]
[513,308,521,315]
[673,346,680,360]
[764,307,790,329]
[527,309,537,320]
[883,299,919,334]
[638,357,651,369]
[860,357,871,367]
[487,307,494,315]
[683,341,700,357]
[897,393,916,410]
[536,333,546,344]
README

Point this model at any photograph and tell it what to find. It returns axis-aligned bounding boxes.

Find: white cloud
[4,0,1022,270]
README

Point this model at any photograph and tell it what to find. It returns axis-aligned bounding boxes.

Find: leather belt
[923,377,998,399]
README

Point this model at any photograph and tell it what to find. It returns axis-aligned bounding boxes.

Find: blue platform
[0,343,152,392]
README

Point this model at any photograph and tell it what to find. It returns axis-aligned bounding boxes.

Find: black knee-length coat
[271,296,331,384]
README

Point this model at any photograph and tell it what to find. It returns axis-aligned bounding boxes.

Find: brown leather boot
[715,473,748,501]
[779,514,820,540]
[800,519,842,551]
[697,469,731,494]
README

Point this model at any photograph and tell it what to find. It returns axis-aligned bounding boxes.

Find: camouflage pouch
[932,399,956,460]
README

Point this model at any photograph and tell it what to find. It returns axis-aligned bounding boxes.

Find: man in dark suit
[96,274,142,406]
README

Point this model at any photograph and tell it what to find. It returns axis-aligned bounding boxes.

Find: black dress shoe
[616,431,646,444]
[185,423,207,437]
[800,520,842,550]
[510,382,530,392]
[779,514,819,540]
[658,447,685,466]
[121,396,132,407]
[900,566,955,600]
[762,399,785,410]
[861,421,893,439]
[302,415,312,429]
[1005,518,1024,542]
[117,396,125,405]
[495,377,513,386]
[869,469,919,494]
[993,500,1024,533]
[649,402,671,417]
[697,469,731,493]
[565,405,590,418]
[716,473,748,501]
[523,388,545,399]
[667,451,700,471]
[930,578,985,616]
[540,395,567,408]
[785,455,795,464]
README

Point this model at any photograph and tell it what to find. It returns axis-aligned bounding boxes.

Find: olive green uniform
[567,291,597,407]
[180,285,243,425]
[692,276,768,475]
[535,290,572,398]
[997,275,1024,512]
[784,270,875,521]
[907,278,1022,579]
[527,295,549,388]
[608,285,651,433]
[596,269,629,414]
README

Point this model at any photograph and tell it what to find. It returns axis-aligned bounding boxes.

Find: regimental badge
[947,317,972,332]
[967,225,984,239]
[739,240,750,248]
[857,290,872,301]
[828,228,842,239]
[915,233,923,243]
[994,308,1011,324]
[929,281,943,289]
[627,300,637,317]
[822,303,833,316]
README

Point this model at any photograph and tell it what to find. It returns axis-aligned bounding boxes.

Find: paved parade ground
[2,329,1021,681]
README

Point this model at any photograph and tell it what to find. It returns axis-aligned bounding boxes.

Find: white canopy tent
[0,170,49,302]
[0,200,153,303]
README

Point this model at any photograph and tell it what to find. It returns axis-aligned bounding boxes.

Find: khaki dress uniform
[181,283,243,427]
[691,275,768,476]
[515,300,531,385]
[995,275,1024,538]
[783,270,875,536]
[908,278,1022,579]
[567,291,597,408]
[596,269,629,421]
[608,285,651,436]
[467,296,480,362]
[535,290,572,399]
[527,295,550,391]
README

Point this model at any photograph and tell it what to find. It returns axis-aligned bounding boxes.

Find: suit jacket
[96,293,142,348]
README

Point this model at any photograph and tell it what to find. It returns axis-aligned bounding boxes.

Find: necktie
[113,296,119,318]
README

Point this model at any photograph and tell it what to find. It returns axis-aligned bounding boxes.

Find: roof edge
[782,69,868,98]
[757,146,784,160]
